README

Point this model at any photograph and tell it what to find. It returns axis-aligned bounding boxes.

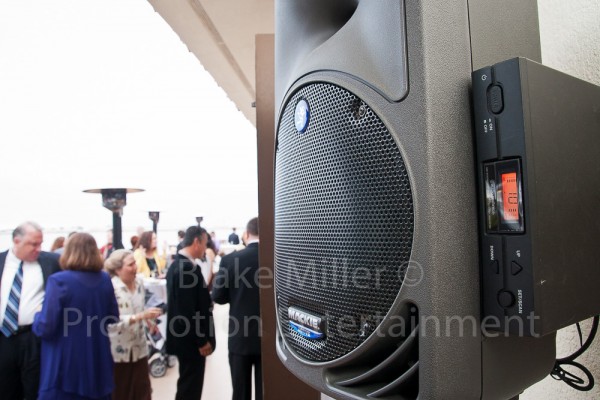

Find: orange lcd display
[501,172,519,221]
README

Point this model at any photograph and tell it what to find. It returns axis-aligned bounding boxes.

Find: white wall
[522,1,600,399]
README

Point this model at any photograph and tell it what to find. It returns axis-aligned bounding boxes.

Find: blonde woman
[134,231,166,278]
[105,249,162,400]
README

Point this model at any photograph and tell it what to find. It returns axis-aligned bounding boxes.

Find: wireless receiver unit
[472,57,600,336]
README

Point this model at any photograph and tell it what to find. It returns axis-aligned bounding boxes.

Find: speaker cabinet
[274,1,556,399]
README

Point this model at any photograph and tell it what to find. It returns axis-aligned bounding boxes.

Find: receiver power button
[488,85,504,114]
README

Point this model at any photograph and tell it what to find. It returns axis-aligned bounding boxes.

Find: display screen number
[501,172,519,221]
[483,159,524,233]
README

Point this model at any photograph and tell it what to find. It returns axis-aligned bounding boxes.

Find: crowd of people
[0,218,262,400]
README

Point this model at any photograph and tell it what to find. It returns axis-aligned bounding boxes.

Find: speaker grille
[275,82,414,362]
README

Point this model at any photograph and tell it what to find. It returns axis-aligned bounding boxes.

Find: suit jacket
[0,250,61,289]
[166,254,216,356]
[228,233,240,245]
[212,242,261,355]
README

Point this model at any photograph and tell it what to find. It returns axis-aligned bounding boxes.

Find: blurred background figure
[175,229,185,252]
[228,227,240,245]
[105,249,162,400]
[129,235,139,251]
[99,229,114,259]
[55,231,78,256]
[50,236,65,253]
[33,232,118,400]
[134,231,166,278]
[198,233,217,289]
[210,231,221,256]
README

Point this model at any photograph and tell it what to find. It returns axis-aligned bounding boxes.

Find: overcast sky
[0,0,258,246]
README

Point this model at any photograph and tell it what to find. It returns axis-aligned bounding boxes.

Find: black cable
[575,322,583,347]
[550,316,598,391]
[558,316,599,363]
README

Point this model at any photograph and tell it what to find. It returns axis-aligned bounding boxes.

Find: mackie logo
[288,306,325,340]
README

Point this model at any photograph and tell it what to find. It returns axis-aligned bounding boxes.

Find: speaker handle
[275,0,409,107]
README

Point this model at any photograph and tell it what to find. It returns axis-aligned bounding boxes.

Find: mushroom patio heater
[148,211,160,234]
[83,188,144,250]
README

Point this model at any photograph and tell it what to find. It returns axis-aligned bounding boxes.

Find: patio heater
[148,211,160,233]
[83,188,144,250]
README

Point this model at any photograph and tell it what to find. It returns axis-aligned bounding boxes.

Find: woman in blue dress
[33,233,119,400]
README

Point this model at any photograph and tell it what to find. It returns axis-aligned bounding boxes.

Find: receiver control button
[488,85,504,114]
[490,260,500,274]
[498,290,515,308]
[511,261,523,276]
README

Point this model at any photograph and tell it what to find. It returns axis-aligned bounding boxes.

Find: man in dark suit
[166,226,216,400]
[228,228,240,245]
[0,222,61,399]
[213,217,262,400]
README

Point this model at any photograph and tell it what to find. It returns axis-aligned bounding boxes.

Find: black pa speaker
[274,1,556,399]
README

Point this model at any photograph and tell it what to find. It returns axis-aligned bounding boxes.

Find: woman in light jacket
[105,249,162,400]
[134,231,166,277]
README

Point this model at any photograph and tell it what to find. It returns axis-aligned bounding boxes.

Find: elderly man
[0,222,60,399]
[166,226,216,400]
